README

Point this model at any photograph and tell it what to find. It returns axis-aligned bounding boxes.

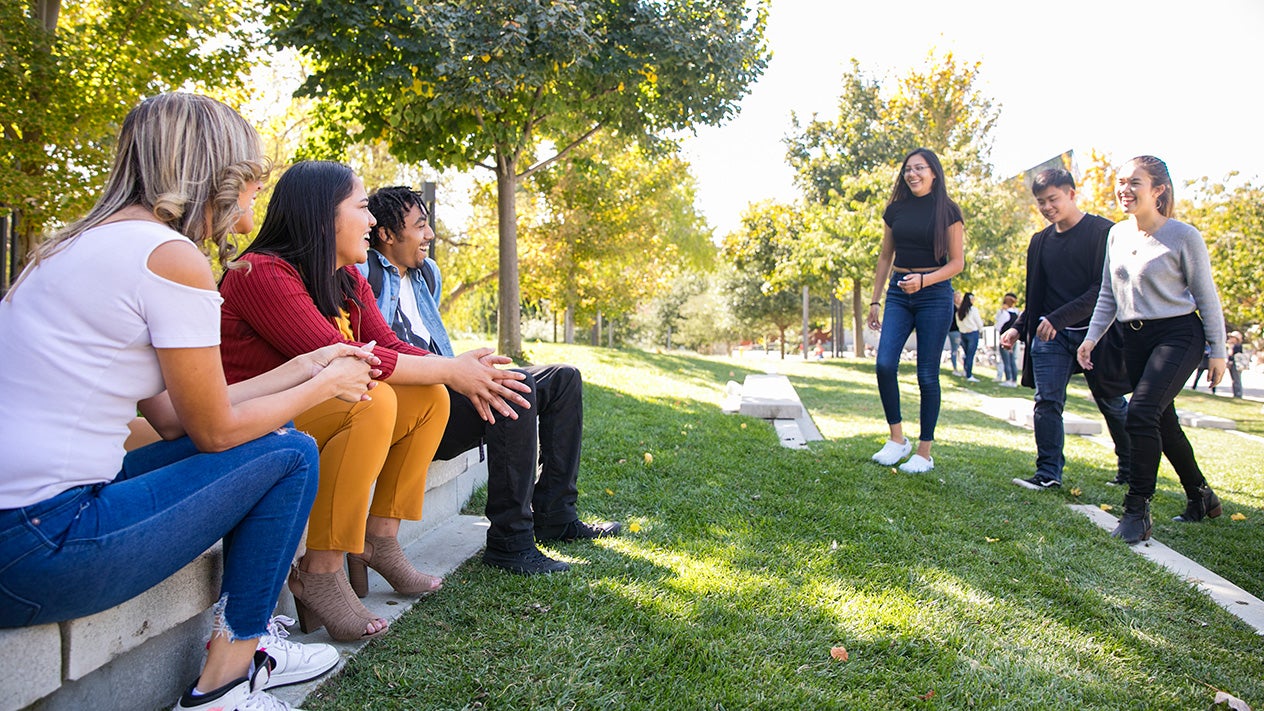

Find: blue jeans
[1030,329,1130,483]
[960,331,980,378]
[0,430,319,639]
[999,346,1018,381]
[946,331,962,370]
[876,275,954,442]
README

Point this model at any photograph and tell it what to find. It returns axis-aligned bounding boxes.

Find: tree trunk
[801,285,809,360]
[778,326,786,359]
[495,153,522,359]
[852,281,865,358]
[564,306,574,344]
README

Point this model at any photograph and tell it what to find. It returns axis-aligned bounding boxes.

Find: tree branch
[518,123,604,180]
[443,269,498,312]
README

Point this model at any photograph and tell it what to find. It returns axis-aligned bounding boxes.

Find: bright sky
[680,0,1264,237]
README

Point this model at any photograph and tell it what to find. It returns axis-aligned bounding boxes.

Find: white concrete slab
[1070,504,1264,636]
[739,374,805,419]
[979,395,1102,434]
[1177,410,1237,429]
[0,624,61,711]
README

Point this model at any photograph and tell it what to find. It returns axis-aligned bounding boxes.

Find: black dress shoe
[535,520,622,543]
[483,546,570,575]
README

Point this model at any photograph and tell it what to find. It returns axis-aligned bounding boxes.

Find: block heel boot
[1111,493,1152,544]
[1173,484,1222,522]
[346,535,443,599]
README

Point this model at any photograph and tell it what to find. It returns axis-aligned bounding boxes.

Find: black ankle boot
[1111,493,1152,544]
[1172,484,1222,523]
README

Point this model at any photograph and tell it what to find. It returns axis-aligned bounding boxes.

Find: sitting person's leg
[435,381,568,575]
[0,429,319,698]
[291,389,399,641]
[526,364,620,542]
[348,382,449,597]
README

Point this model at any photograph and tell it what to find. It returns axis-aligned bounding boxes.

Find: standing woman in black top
[868,148,965,473]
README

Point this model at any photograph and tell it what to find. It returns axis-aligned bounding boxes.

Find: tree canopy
[270,0,769,358]
[0,0,256,276]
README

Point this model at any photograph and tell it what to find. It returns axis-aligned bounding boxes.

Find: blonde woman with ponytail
[0,93,373,711]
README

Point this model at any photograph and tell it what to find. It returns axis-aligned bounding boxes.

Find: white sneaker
[899,454,934,473]
[1000,381,1017,388]
[871,438,912,465]
[175,651,301,710]
[966,376,980,383]
[258,615,340,689]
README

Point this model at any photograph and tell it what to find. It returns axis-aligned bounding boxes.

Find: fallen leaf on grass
[829,646,848,661]
[643,452,654,465]
[1070,487,1082,497]
[891,468,899,475]
[1099,503,1114,512]
[1231,512,1247,521]
[985,536,999,543]
[740,422,747,429]
[628,522,641,533]
[918,689,935,701]
[1212,691,1252,710]
[605,488,615,496]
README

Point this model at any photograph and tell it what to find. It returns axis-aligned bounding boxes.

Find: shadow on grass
[313,365,1264,710]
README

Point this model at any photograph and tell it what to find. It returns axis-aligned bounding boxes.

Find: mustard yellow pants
[294,382,449,552]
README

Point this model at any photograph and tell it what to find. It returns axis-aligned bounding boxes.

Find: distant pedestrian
[946,293,964,376]
[1079,155,1226,544]
[955,292,983,382]
[868,148,965,474]
[995,293,1020,386]
[1227,330,1245,398]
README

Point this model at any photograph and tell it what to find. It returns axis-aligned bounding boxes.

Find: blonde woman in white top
[0,93,375,711]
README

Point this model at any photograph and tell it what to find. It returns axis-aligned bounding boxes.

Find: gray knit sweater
[1085,218,1226,358]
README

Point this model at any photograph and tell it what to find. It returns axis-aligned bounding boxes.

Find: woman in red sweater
[220,161,530,641]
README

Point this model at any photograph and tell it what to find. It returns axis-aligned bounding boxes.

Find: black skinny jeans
[433,364,583,553]
[1119,313,1209,500]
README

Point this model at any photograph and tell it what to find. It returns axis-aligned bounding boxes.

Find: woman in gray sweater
[1077,155,1225,543]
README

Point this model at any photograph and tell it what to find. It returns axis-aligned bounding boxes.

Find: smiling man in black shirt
[1000,168,1131,490]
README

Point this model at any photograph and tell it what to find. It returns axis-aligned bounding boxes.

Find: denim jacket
[357,249,455,357]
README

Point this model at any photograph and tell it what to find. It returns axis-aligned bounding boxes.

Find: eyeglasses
[903,164,931,175]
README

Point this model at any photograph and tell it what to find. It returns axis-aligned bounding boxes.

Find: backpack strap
[366,255,385,299]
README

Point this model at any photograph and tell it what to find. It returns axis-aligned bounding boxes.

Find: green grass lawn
[305,343,1263,710]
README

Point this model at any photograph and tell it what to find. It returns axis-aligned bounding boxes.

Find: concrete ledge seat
[0,448,487,711]
[727,373,822,449]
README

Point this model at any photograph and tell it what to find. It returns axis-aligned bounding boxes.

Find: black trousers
[433,363,583,552]
[1120,313,1209,500]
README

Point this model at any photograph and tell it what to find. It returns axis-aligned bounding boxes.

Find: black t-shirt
[1038,213,1113,327]
[883,193,964,269]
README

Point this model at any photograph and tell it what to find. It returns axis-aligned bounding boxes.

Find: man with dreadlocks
[359,186,621,576]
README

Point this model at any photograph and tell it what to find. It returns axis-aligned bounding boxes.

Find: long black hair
[956,291,974,320]
[241,160,362,318]
[887,147,959,262]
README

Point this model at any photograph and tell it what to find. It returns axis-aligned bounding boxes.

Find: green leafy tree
[520,134,713,335]
[270,0,769,358]
[1185,176,1264,332]
[722,201,808,359]
[0,0,256,280]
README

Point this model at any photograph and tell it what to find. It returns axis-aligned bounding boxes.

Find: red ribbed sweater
[219,253,427,384]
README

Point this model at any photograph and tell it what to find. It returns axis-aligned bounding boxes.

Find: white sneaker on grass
[258,615,340,689]
[899,454,934,473]
[871,438,912,465]
[965,376,980,383]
